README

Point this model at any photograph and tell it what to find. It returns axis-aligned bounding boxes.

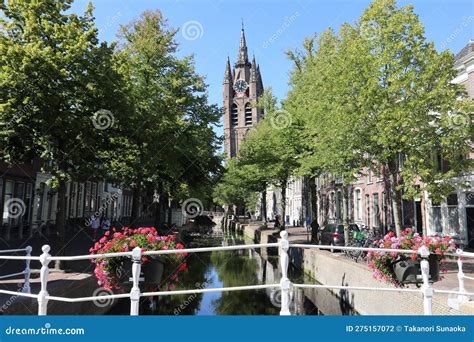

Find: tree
[286,0,472,236]
[104,10,221,225]
[0,0,126,266]
[355,0,471,235]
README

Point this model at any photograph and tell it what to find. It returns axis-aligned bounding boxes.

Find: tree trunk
[130,185,141,226]
[153,194,161,228]
[342,185,350,245]
[167,196,172,225]
[261,188,267,222]
[54,178,67,270]
[309,176,318,223]
[388,161,402,236]
[280,179,287,230]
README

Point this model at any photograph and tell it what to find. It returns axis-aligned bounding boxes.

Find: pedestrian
[90,216,100,241]
[274,215,281,229]
[310,219,320,243]
[102,218,111,231]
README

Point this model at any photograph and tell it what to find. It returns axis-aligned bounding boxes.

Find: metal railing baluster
[38,245,51,316]
[279,231,291,316]
[130,247,142,316]
[419,246,432,315]
[22,246,32,294]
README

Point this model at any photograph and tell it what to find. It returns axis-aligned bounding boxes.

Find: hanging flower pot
[367,228,455,287]
[89,227,188,290]
[120,257,165,285]
[392,254,440,284]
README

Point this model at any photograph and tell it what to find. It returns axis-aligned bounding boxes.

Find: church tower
[223,26,264,160]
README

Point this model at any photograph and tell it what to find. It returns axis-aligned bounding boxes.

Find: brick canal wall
[243,224,465,315]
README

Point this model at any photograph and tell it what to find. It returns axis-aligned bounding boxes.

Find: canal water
[108,234,356,315]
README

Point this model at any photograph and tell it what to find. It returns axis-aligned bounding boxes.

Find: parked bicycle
[344,227,380,263]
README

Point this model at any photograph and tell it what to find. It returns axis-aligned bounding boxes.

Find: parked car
[318,223,360,252]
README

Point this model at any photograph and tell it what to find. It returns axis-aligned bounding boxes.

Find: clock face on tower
[233,79,248,93]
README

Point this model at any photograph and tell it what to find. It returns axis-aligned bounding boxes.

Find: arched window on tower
[245,103,252,126]
[231,104,238,127]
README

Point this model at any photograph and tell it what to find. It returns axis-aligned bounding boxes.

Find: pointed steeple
[236,24,249,65]
[250,54,257,82]
[257,64,263,92]
[223,56,232,84]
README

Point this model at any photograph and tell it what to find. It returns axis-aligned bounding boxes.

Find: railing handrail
[0,239,473,316]
[0,246,32,295]
[0,247,31,254]
[2,242,472,262]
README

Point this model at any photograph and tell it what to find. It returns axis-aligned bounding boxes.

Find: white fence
[0,232,473,316]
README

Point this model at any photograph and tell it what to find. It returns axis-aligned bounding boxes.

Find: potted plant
[367,228,455,287]
[89,227,187,290]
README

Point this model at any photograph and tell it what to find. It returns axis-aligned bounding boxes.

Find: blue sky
[71,0,474,133]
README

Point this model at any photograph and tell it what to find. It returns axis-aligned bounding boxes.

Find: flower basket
[89,227,187,290]
[119,256,165,285]
[392,254,440,284]
[367,228,455,287]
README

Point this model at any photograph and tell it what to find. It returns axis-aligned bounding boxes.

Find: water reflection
[108,234,355,316]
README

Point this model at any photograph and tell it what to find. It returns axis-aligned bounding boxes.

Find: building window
[70,183,77,218]
[431,199,442,233]
[336,191,342,220]
[85,182,91,215]
[355,189,362,221]
[2,181,14,224]
[367,170,372,184]
[231,104,238,127]
[91,182,97,212]
[365,194,370,228]
[373,193,380,228]
[245,103,252,126]
[77,183,84,217]
[37,183,45,221]
[382,192,387,230]
[446,194,460,236]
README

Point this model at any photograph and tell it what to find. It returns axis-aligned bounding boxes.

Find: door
[415,201,423,234]
[467,208,474,249]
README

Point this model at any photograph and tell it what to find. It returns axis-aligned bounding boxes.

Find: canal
[108,234,356,315]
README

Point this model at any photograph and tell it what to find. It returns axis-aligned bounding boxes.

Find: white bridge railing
[0,246,32,294]
[0,232,473,316]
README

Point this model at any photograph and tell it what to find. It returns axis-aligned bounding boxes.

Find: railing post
[279,231,291,316]
[456,249,469,305]
[38,245,51,315]
[22,246,32,294]
[418,246,432,315]
[130,247,142,316]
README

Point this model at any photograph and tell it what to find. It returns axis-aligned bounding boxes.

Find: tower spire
[236,23,249,65]
[223,56,232,84]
